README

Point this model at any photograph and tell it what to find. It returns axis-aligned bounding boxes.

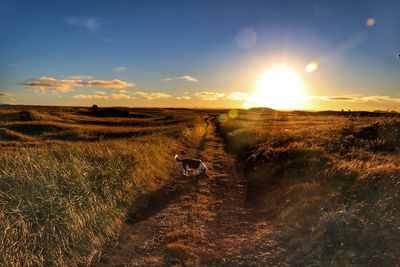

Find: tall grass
[218,112,400,265]
[0,135,180,266]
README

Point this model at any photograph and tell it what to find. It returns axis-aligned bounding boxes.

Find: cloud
[163,75,199,82]
[0,92,15,104]
[320,95,400,104]
[325,97,355,101]
[176,96,191,100]
[72,94,110,100]
[66,17,100,33]
[133,91,172,100]
[23,76,135,92]
[72,90,172,101]
[113,66,127,72]
[194,91,225,100]
[69,75,94,80]
[111,93,134,100]
[83,79,134,88]
[23,77,81,93]
[226,92,249,101]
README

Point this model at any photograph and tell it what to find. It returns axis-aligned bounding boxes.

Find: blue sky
[1,0,400,110]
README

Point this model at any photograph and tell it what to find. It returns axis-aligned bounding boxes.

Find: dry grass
[217,109,400,265]
[2,105,399,266]
[0,106,202,266]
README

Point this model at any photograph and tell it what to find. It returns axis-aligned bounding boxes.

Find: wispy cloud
[0,92,16,104]
[23,77,135,92]
[176,96,191,100]
[318,95,400,104]
[226,92,249,101]
[111,93,134,100]
[194,91,225,100]
[113,66,127,72]
[0,92,15,104]
[133,91,172,100]
[85,79,134,88]
[66,17,100,33]
[72,90,171,101]
[72,94,110,100]
[163,75,199,82]
[95,90,106,95]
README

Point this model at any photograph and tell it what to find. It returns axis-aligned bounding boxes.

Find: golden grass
[217,110,400,265]
[0,136,182,266]
[0,106,202,266]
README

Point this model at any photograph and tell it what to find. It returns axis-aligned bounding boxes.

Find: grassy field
[1,105,399,266]
[0,106,205,266]
[217,109,400,265]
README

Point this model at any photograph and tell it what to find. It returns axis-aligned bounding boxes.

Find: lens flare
[366,18,375,27]
[218,114,228,123]
[236,28,257,49]
[305,62,318,73]
[228,109,238,119]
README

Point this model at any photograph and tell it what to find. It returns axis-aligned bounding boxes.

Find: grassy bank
[217,110,400,265]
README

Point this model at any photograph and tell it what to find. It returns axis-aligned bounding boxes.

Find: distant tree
[90,104,99,114]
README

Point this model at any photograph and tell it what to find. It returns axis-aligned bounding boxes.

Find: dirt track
[93,116,284,266]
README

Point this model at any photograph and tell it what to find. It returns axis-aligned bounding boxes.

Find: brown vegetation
[1,105,399,266]
[0,106,202,265]
[217,109,400,265]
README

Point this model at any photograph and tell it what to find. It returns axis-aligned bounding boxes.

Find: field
[1,106,399,266]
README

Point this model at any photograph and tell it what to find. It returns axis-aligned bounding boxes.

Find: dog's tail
[175,154,182,162]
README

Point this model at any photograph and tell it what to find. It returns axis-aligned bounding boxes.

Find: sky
[1,0,400,110]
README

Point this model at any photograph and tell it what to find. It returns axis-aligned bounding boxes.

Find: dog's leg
[184,164,189,176]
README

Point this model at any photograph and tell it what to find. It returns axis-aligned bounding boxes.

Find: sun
[245,65,306,110]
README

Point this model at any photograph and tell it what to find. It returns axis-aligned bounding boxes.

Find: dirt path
[93,116,283,266]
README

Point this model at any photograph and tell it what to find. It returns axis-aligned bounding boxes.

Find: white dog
[175,154,208,176]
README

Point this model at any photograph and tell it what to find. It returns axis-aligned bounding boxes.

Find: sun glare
[245,65,306,110]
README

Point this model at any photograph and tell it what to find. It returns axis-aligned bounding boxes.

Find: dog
[175,154,208,176]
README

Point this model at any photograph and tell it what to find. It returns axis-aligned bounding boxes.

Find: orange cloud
[110,93,134,100]
[194,91,225,100]
[82,79,134,88]
[72,94,110,100]
[133,91,172,100]
[23,76,135,92]
[23,77,80,92]
[226,92,248,101]
[176,96,191,100]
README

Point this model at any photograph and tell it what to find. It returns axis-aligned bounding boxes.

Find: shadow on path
[126,174,202,224]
